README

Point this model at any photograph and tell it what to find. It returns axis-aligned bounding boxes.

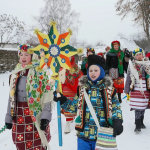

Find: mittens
[40,119,49,131]
[113,119,123,137]
[127,94,130,101]
[53,91,67,105]
[5,123,12,130]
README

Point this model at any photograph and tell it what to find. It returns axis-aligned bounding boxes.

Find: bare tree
[26,34,39,47]
[131,32,150,51]
[116,0,150,42]
[33,0,80,43]
[0,14,27,47]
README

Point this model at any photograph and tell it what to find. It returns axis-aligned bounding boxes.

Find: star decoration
[30,21,80,74]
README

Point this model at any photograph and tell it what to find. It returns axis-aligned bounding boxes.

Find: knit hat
[87,48,95,54]
[18,44,33,56]
[132,48,144,57]
[88,55,105,70]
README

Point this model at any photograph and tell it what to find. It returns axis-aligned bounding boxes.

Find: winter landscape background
[1,0,150,150]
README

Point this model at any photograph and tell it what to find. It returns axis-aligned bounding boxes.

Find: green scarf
[109,48,124,74]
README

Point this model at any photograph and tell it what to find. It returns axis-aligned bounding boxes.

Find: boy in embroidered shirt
[54,55,123,150]
[5,45,54,150]
[124,48,150,133]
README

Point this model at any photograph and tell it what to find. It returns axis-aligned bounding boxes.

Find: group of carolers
[4,40,150,150]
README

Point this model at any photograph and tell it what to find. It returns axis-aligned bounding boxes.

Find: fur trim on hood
[78,75,113,87]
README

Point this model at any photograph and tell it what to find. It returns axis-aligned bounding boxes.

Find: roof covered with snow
[114,35,139,51]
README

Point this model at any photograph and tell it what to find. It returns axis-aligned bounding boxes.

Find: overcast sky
[0,0,142,45]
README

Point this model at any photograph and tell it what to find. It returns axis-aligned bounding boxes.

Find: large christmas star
[30,21,81,73]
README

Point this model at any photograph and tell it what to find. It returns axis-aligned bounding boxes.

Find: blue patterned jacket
[61,76,123,141]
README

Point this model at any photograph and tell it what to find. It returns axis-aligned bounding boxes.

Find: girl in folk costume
[59,56,83,134]
[124,48,150,133]
[106,41,127,103]
[81,48,95,75]
[54,55,123,150]
[5,45,54,150]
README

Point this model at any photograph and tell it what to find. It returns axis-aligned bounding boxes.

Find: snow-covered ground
[0,72,150,150]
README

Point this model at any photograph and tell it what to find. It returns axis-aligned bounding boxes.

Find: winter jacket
[61,76,123,141]
[106,52,127,77]
[5,75,52,124]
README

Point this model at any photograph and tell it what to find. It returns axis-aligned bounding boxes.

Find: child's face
[19,52,32,65]
[113,44,119,51]
[135,53,144,60]
[89,65,100,81]
[87,51,94,56]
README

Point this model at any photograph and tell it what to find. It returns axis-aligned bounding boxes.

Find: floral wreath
[18,44,33,55]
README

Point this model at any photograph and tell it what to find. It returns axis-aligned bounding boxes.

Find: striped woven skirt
[12,102,51,150]
[130,78,150,110]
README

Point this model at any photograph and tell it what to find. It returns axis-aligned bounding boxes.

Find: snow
[0,47,18,51]
[78,61,82,68]
[0,72,150,150]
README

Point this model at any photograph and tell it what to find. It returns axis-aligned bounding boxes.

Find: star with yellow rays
[30,21,83,74]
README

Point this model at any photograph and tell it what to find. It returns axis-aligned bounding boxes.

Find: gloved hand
[5,122,12,130]
[113,119,123,137]
[127,94,130,101]
[53,91,67,105]
[40,119,49,131]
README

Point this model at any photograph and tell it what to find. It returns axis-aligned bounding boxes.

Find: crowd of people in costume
[4,40,150,150]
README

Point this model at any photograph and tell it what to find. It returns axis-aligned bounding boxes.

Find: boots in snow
[64,121,71,134]
[135,119,141,133]
[141,116,146,129]
[118,93,122,103]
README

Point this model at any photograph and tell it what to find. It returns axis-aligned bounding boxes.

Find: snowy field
[0,72,150,150]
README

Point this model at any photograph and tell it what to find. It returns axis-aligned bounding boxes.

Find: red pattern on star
[26,141,33,149]
[24,108,29,115]
[26,125,33,132]
[17,117,24,124]
[34,147,40,150]
[17,134,24,141]
[35,132,40,139]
